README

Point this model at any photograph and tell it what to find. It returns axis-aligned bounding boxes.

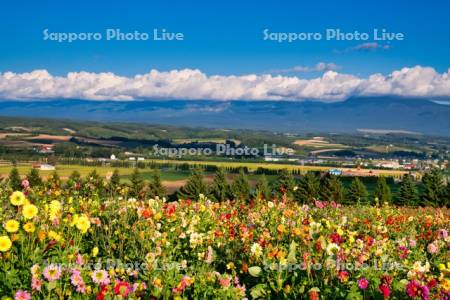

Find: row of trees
[4,166,449,207]
[176,168,449,206]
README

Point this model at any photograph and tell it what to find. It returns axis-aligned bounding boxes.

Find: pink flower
[219,277,231,287]
[91,270,110,285]
[314,200,325,209]
[358,278,369,290]
[31,277,42,291]
[398,246,409,259]
[76,281,86,294]
[43,264,62,281]
[76,253,84,265]
[438,229,448,239]
[427,243,438,254]
[21,179,29,189]
[406,280,429,300]
[15,290,31,300]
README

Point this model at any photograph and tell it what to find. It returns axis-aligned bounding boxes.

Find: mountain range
[0,97,449,136]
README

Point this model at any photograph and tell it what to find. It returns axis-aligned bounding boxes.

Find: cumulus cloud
[269,62,341,74]
[338,42,390,53]
[0,66,449,102]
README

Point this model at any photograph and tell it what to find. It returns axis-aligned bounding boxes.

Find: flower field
[0,178,449,299]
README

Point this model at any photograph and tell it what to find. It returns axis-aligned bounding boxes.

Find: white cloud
[269,62,341,74]
[337,42,390,53]
[0,66,449,102]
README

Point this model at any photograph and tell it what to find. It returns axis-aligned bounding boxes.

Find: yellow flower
[0,236,12,252]
[226,262,235,270]
[10,191,26,206]
[49,200,62,219]
[4,220,20,233]
[22,204,38,219]
[23,222,36,233]
[48,230,62,242]
[443,279,450,292]
[76,215,91,234]
[92,247,99,257]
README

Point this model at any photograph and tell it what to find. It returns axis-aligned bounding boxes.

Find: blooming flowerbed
[0,182,449,299]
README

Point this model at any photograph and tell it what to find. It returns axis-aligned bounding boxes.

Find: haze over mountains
[0,97,449,136]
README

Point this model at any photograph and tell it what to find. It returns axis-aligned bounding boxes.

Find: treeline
[3,166,449,207]
[175,168,449,207]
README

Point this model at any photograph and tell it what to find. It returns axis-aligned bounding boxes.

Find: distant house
[38,145,54,154]
[328,169,342,176]
[129,157,136,161]
[137,157,145,161]
[32,164,55,171]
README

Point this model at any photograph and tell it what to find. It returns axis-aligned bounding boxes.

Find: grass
[0,159,408,181]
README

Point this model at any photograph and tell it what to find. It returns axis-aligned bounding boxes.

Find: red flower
[379,284,391,299]
[338,271,349,283]
[142,209,152,219]
[164,203,177,217]
[427,278,437,289]
[114,281,131,297]
[96,285,108,300]
[309,290,319,300]
[330,232,344,244]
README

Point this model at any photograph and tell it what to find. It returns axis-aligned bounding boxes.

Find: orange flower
[292,227,302,236]
[241,262,248,273]
[38,230,47,241]
[277,224,285,235]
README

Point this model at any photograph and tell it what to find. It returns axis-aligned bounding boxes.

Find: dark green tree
[421,168,445,206]
[177,169,208,200]
[231,169,250,200]
[295,172,320,203]
[345,177,369,205]
[110,169,121,188]
[320,174,344,203]
[27,168,42,187]
[130,168,144,197]
[149,170,167,198]
[210,168,230,201]
[255,174,272,200]
[396,174,419,206]
[275,169,296,196]
[442,183,450,207]
[373,176,392,205]
[8,167,22,190]
[68,170,81,184]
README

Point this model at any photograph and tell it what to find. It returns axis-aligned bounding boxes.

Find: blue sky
[1,0,449,77]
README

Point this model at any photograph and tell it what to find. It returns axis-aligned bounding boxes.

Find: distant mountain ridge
[0,97,449,136]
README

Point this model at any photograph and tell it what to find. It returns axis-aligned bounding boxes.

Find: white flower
[189,232,203,248]
[250,243,263,258]
[326,243,340,256]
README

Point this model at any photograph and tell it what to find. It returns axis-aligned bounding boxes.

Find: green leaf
[250,284,267,299]
[248,266,262,277]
